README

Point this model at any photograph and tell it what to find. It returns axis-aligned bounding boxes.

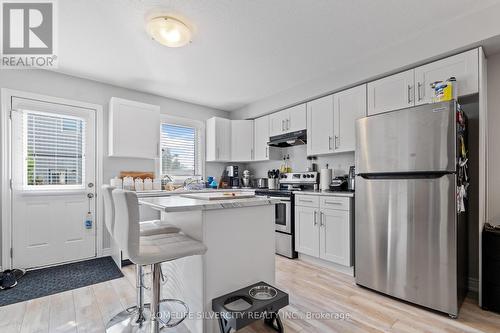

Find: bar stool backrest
[101,185,116,235]
[112,189,141,261]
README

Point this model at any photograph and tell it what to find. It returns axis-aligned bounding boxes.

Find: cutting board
[119,171,155,180]
[180,192,255,200]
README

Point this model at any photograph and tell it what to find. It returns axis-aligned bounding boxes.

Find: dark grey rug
[0,256,123,306]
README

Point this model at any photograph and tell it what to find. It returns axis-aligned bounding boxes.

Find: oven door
[271,197,291,233]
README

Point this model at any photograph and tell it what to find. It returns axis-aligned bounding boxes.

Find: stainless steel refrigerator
[355,101,467,317]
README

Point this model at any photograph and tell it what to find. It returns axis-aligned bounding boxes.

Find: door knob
[88,182,94,188]
[87,193,94,199]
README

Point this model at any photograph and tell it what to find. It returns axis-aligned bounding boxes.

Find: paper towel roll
[320,168,332,191]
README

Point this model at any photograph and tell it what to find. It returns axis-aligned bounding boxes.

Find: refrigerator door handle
[357,172,452,180]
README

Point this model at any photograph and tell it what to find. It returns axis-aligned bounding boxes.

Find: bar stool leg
[136,265,146,323]
[150,263,162,333]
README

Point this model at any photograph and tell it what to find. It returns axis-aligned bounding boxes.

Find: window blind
[25,112,85,186]
[160,123,196,176]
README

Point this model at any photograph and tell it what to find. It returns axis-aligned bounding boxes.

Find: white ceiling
[57,0,500,111]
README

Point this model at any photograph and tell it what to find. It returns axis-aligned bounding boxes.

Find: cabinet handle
[408,85,412,104]
[281,120,285,132]
[334,135,339,149]
[265,146,268,158]
[286,119,290,131]
[328,136,332,150]
[417,82,422,101]
[300,199,313,203]
[320,211,325,227]
[313,210,317,226]
[325,201,342,205]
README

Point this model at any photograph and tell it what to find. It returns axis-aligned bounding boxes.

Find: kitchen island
[139,194,278,333]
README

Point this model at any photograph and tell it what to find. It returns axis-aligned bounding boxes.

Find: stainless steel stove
[255,172,318,259]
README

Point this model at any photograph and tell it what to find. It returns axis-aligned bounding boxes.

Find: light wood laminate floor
[1,256,499,333]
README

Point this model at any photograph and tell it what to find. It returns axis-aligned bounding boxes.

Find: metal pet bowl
[248,285,278,300]
[223,295,253,312]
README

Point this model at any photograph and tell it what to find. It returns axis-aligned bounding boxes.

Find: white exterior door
[319,209,351,265]
[333,84,367,152]
[307,95,334,156]
[295,206,319,257]
[10,97,96,269]
[367,69,415,115]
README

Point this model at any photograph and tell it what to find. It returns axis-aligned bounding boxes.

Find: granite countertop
[294,190,355,198]
[136,188,255,198]
[139,195,278,212]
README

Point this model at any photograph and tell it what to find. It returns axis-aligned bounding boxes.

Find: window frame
[158,114,205,183]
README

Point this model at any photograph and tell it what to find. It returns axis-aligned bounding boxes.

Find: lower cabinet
[295,195,353,266]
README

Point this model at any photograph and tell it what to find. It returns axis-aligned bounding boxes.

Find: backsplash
[243,145,355,178]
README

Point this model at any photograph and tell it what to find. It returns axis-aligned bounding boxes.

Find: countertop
[139,195,278,212]
[293,190,355,198]
[136,188,254,198]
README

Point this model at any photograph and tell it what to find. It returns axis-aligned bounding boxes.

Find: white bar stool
[110,189,207,333]
[102,185,180,330]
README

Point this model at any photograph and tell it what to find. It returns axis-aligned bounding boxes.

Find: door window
[275,202,287,226]
[23,111,86,189]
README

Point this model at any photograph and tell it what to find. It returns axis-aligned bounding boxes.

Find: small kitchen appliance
[226,165,240,188]
[242,170,252,188]
[330,176,348,191]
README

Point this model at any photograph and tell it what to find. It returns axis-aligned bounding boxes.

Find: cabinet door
[334,84,367,152]
[206,117,230,161]
[254,116,270,161]
[319,208,351,266]
[231,120,253,161]
[307,95,334,156]
[109,98,160,159]
[269,110,288,137]
[287,103,307,133]
[295,206,320,257]
[415,49,479,105]
[367,70,414,115]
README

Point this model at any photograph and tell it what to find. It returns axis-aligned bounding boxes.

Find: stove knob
[302,174,307,178]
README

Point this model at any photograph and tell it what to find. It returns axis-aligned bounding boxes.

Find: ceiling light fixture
[146,16,192,48]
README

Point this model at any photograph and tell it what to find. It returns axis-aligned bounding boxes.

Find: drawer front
[320,196,350,211]
[295,195,320,207]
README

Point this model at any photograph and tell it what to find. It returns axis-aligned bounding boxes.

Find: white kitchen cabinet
[206,117,231,161]
[414,48,479,105]
[253,115,280,161]
[108,97,160,159]
[319,208,351,266]
[269,110,289,137]
[269,104,306,136]
[295,206,320,257]
[307,94,334,156]
[295,194,353,266]
[367,69,414,115]
[287,104,307,133]
[333,84,367,152]
[231,120,254,161]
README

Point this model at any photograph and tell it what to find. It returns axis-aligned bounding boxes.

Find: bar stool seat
[139,221,180,236]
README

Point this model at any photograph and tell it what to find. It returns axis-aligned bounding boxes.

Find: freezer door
[355,174,458,315]
[356,101,456,174]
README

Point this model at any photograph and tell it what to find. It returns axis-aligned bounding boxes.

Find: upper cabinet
[307,85,367,156]
[254,116,270,161]
[307,95,334,156]
[231,120,254,161]
[367,70,414,116]
[108,97,160,159]
[269,104,306,136]
[414,48,479,105]
[333,84,367,152]
[206,117,231,162]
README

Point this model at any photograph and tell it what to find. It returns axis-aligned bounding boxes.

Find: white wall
[487,52,500,221]
[0,69,229,257]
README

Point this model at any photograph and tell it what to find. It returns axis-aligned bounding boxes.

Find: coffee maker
[226,165,240,188]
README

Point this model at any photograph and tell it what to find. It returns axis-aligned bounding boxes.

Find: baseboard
[298,254,354,276]
[468,277,479,293]
[101,247,113,257]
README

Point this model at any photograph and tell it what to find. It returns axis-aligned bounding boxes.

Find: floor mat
[0,256,123,306]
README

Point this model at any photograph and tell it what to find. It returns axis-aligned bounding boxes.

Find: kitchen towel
[320,168,332,191]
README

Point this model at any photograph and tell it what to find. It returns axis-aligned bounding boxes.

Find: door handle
[334,135,339,149]
[281,120,285,132]
[320,211,325,227]
[87,193,94,199]
[313,210,317,226]
[417,82,422,101]
[286,119,290,130]
[408,85,412,104]
[328,136,332,150]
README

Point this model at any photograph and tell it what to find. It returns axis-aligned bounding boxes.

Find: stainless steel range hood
[268,130,307,148]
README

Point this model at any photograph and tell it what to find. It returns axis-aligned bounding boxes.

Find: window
[24,111,85,187]
[160,123,197,177]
